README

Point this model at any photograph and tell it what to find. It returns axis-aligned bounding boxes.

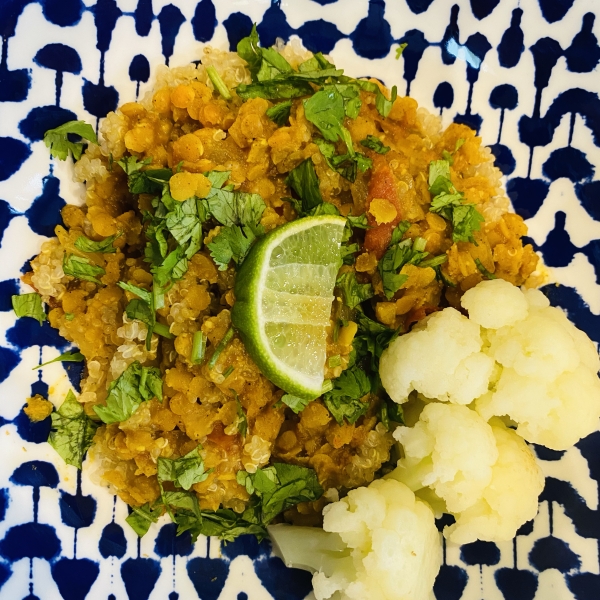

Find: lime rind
[232,215,346,399]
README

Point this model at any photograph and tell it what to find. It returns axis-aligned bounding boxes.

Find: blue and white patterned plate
[0,1,599,598]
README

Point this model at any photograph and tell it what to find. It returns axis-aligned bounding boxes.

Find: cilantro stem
[208,327,234,369]
[412,237,427,252]
[206,66,232,101]
[475,258,497,280]
[153,322,174,339]
[223,365,234,379]
[191,331,206,364]
[328,355,341,368]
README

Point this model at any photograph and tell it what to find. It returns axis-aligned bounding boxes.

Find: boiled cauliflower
[390,403,544,544]
[470,282,600,449]
[380,278,600,450]
[268,478,441,600]
[379,308,494,405]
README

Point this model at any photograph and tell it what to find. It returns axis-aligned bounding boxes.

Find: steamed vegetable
[269,478,441,600]
[389,403,544,544]
[380,278,600,450]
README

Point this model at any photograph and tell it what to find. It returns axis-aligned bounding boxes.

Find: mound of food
[12,27,600,600]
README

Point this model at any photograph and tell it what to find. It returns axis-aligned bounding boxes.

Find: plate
[0,1,599,599]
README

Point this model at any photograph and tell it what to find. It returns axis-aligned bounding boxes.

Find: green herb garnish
[43,120,97,161]
[12,293,46,325]
[48,390,98,469]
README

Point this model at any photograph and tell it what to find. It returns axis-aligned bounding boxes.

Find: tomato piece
[364,158,403,259]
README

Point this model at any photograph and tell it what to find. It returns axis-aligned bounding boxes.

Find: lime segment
[232,215,346,399]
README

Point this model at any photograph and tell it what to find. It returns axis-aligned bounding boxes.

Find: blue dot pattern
[0,1,598,598]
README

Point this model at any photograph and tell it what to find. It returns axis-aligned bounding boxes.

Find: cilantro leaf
[427,159,484,243]
[157,446,210,491]
[63,254,105,285]
[236,80,314,101]
[94,361,163,424]
[266,100,292,126]
[336,272,374,309]
[12,293,46,325]
[285,159,324,213]
[360,135,390,154]
[236,24,263,80]
[304,88,346,144]
[277,394,311,414]
[378,397,405,430]
[43,120,97,161]
[34,350,84,369]
[48,390,98,469]
[375,85,397,118]
[351,310,399,372]
[118,281,152,305]
[74,233,119,254]
[379,237,431,300]
[198,505,267,542]
[396,43,408,59]
[207,224,257,270]
[237,463,323,524]
[314,138,371,183]
[206,189,266,229]
[117,156,172,194]
[322,366,371,425]
[451,204,485,243]
[126,500,163,537]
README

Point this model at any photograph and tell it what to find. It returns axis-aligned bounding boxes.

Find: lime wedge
[232,215,346,399]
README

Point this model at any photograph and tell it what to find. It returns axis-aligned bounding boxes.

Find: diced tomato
[364,158,403,259]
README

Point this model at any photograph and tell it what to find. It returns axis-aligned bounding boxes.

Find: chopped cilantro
[208,224,258,270]
[206,189,265,229]
[395,43,408,59]
[191,330,206,364]
[94,361,163,424]
[427,158,484,244]
[126,500,164,537]
[236,463,323,524]
[475,258,497,279]
[65,312,75,321]
[360,135,390,154]
[157,446,211,491]
[208,327,234,369]
[12,293,46,325]
[206,65,232,100]
[266,100,292,126]
[379,237,427,299]
[336,272,374,309]
[43,120,97,161]
[323,365,371,424]
[285,159,324,213]
[48,390,98,469]
[74,233,120,254]
[235,393,248,438]
[34,350,84,369]
[63,254,105,285]
[276,394,311,414]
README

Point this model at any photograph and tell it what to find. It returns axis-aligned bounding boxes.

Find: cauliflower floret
[379,308,494,405]
[392,403,498,513]
[390,405,544,544]
[477,364,600,449]
[461,278,529,329]
[444,420,544,544]
[268,479,441,600]
[470,287,600,450]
